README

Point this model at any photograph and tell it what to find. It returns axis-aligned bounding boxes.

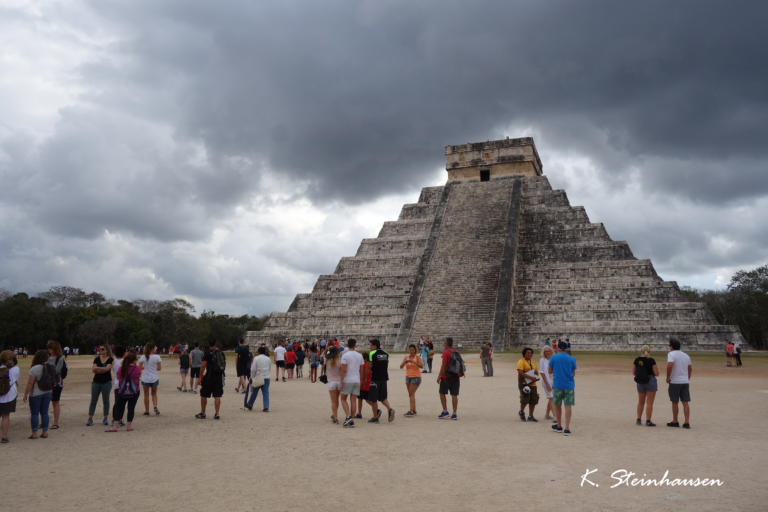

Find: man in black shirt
[365,339,395,424]
[196,339,224,420]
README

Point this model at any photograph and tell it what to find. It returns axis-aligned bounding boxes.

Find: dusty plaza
[4,351,768,512]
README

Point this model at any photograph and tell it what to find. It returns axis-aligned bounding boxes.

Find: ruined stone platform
[247,138,745,351]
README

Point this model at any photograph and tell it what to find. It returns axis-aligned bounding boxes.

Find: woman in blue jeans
[23,350,52,439]
[87,345,115,426]
[245,347,271,412]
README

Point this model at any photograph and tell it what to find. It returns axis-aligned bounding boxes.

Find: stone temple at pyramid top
[247,137,745,351]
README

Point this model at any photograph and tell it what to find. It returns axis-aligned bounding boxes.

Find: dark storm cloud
[77,0,768,207]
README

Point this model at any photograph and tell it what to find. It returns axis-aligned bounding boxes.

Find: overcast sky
[1,0,767,316]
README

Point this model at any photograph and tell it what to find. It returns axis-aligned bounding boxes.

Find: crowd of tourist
[0,334,702,443]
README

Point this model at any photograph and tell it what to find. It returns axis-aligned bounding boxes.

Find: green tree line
[681,262,768,350]
[0,286,269,353]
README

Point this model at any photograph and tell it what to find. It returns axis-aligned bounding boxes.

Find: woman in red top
[284,346,297,380]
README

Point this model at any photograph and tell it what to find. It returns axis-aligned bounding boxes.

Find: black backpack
[447,349,466,376]
[237,347,249,366]
[56,356,68,380]
[634,359,650,384]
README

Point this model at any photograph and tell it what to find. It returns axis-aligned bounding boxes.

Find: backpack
[0,367,10,396]
[447,349,466,376]
[237,347,249,366]
[211,348,226,373]
[56,356,68,380]
[37,362,56,392]
[634,360,650,384]
[117,366,139,398]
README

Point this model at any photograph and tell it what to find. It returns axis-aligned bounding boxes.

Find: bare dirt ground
[4,350,768,512]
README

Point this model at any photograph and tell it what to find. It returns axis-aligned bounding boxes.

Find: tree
[0,287,10,302]
[77,316,119,345]
[0,293,57,351]
[111,312,154,347]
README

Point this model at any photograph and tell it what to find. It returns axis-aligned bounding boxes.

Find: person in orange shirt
[399,344,424,417]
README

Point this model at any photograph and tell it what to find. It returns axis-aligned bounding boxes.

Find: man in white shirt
[274,342,287,382]
[339,339,364,428]
[666,339,692,429]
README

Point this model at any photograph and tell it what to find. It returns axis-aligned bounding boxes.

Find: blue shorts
[636,376,658,393]
[405,376,422,386]
[141,380,159,389]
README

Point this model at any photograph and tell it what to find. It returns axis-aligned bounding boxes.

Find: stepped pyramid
[247,137,745,351]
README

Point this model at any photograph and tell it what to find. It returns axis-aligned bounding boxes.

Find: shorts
[359,389,370,401]
[286,363,295,370]
[519,384,539,405]
[141,380,159,389]
[0,398,16,414]
[668,383,691,403]
[439,376,460,396]
[368,380,388,402]
[327,381,342,391]
[275,360,285,368]
[636,376,658,393]
[553,388,575,407]
[405,376,422,386]
[542,382,553,399]
[51,385,63,402]
[342,382,361,396]
[236,365,248,377]
[200,376,224,398]
[310,362,319,368]
[191,367,200,379]
[180,368,189,374]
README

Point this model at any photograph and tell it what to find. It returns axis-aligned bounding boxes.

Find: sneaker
[102,418,109,426]
[354,414,362,419]
[191,390,197,394]
[682,423,690,429]
[118,422,126,428]
[282,377,286,382]
[518,411,526,422]
[142,412,150,417]
[636,418,642,426]
[377,409,382,419]
[214,414,220,420]
[388,409,395,422]
[563,429,572,436]
[343,417,352,427]
[646,420,656,427]
[544,415,553,420]
[235,387,239,392]
[154,407,160,416]
[527,416,538,422]
[86,419,93,426]
[263,409,269,412]
[348,420,355,428]
[438,411,450,419]
[195,413,206,419]
[182,389,188,393]
[552,424,563,433]
[332,417,339,424]
[404,411,415,418]
[368,417,379,424]
[177,387,183,391]
[450,413,457,420]
[667,422,680,428]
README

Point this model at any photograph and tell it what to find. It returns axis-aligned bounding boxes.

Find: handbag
[319,364,328,384]
[250,372,265,388]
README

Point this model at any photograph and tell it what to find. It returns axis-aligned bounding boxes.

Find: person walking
[366,339,395,423]
[23,350,54,439]
[400,344,423,417]
[177,348,190,392]
[539,346,555,420]
[245,347,271,412]
[235,338,251,393]
[110,346,126,427]
[480,342,491,377]
[106,352,141,432]
[548,341,577,436]
[488,344,494,377]
[666,339,692,429]
[633,344,659,427]
[517,347,540,422]
[356,349,371,419]
[87,345,115,427]
[295,344,305,378]
[197,340,225,420]
[339,339,364,428]
[274,342,287,382]
[284,345,297,380]
[47,340,65,430]
[0,350,20,443]
[324,346,343,424]
[437,337,463,420]
[138,342,162,416]
[189,342,204,394]
[309,345,319,383]
[426,342,434,373]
